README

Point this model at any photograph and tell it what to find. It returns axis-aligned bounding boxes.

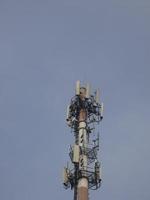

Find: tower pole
[78,109,88,200]
[63,81,103,200]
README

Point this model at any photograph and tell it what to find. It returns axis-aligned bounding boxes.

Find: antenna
[100,102,104,119]
[63,81,103,200]
[95,89,100,103]
[75,80,80,95]
[86,83,90,98]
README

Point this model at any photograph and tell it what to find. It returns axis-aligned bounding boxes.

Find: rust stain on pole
[79,109,87,122]
[78,186,88,200]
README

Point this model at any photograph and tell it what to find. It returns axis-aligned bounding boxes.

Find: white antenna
[99,165,102,180]
[86,83,90,98]
[101,102,104,118]
[95,89,100,103]
[66,105,70,121]
[63,167,69,185]
[75,80,80,95]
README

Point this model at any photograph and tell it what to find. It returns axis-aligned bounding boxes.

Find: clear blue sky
[0,1,150,200]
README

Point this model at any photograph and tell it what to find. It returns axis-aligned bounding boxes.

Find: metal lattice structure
[63,81,103,200]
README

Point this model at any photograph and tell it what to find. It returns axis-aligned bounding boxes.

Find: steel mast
[63,81,103,200]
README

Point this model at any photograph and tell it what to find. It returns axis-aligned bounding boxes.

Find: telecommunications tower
[63,81,103,200]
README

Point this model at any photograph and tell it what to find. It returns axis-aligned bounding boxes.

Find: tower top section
[66,80,103,128]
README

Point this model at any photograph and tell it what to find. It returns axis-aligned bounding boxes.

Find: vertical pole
[77,109,88,200]
[74,164,78,200]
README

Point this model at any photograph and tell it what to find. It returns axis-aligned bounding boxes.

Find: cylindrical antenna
[99,165,102,180]
[100,102,104,118]
[63,167,69,185]
[86,83,90,98]
[75,80,80,95]
[66,105,70,121]
[95,89,100,103]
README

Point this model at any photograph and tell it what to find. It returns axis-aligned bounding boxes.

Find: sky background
[0,0,150,200]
